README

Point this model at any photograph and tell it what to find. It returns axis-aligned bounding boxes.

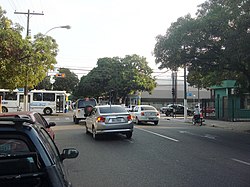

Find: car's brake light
[96,116,105,122]
[141,112,144,116]
[127,115,132,121]
[157,112,160,116]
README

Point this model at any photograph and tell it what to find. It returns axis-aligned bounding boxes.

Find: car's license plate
[109,118,125,123]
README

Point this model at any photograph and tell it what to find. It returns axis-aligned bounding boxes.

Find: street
[46,115,250,187]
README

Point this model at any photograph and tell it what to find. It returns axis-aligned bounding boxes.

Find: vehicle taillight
[97,116,105,122]
[127,115,132,121]
[141,112,144,116]
[157,112,160,116]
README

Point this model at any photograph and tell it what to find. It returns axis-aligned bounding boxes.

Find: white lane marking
[179,131,217,140]
[231,158,250,166]
[204,134,216,140]
[136,127,179,142]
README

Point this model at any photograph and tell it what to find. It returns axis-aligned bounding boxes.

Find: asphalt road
[46,115,250,187]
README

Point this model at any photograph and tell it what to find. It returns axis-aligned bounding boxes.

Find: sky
[0,0,205,79]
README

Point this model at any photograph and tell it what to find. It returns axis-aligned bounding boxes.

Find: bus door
[56,95,64,113]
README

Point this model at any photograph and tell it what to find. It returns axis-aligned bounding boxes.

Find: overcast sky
[1,0,205,78]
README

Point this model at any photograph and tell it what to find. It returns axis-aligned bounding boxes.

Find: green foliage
[35,76,52,90]
[73,54,156,103]
[53,68,79,93]
[154,0,250,92]
[0,6,58,90]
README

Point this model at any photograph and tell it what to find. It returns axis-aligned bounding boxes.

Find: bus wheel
[44,108,52,115]
[2,107,8,113]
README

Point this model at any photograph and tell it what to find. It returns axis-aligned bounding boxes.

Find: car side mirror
[61,148,79,161]
[48,122,56,127]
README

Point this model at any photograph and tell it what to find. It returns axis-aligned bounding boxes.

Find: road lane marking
[179,131,217,140]
[231,158,250,166]
[136,127,179,142]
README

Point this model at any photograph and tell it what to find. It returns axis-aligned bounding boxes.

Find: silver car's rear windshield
[99,106,127,114]
[141,106,156,111]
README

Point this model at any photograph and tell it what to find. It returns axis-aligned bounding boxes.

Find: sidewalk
[168,117,250,134]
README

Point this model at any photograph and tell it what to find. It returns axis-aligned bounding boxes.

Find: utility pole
[184,64,188,122]
[14,10,44,111]
[14,10,44,37]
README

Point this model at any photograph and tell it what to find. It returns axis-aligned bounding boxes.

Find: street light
[44,25,71,35]
[22,25,71,111]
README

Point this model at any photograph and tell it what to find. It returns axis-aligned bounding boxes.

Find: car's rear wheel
[126,132,132,139]
[154,121,159,125]
[136,117,141,125]
[74,118,79,124]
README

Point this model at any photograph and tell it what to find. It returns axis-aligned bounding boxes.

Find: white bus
[0,89,67,115]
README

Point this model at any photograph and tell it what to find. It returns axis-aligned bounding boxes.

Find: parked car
[131,105,160,125]
[84,105,133,139]
[0,111,56,140]
[73,98,97,124]
[0,118,79,187]
[160,106,168,114]
[164,104,193,116]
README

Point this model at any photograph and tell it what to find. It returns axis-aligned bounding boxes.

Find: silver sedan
[85,105,134,140]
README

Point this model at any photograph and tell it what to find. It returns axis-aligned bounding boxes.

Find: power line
[14,9,44,37]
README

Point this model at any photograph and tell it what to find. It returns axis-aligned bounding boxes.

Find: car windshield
[141,106,156,111]
[78,99,97,108]
[99,106,127,114]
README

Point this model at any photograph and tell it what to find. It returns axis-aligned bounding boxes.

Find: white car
[131,105,160,125]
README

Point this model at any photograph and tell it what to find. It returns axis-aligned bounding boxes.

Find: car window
[0,138,30,154]
[141,106,156,111]
[33,113,45,126]
[0,137,40,176]
[77,99,97,108]
[134,107,138,112]
[99,106,127,114]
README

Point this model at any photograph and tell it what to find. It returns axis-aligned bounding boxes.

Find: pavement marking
[179,131,217,140]
[204,134,216,140]
[136,127,179,142]
[231,158,250,166]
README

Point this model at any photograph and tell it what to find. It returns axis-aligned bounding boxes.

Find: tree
[73,54,156,103]
[35,76,52,90]
[0,6,58,90]
[53,68,79,93]
[154,0,250,92]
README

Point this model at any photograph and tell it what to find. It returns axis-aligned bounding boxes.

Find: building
[128,78,212,110]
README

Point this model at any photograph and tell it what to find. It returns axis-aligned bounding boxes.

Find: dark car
[0,118,79,187]
[0,111,56,140]
[165,104,193,116]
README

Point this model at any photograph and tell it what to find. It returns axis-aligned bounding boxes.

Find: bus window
[33,93,42,101]
[5,92,17,100]
[43,93,55,101]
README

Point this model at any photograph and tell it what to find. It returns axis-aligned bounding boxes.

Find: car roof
[135,105,156,107]
[0,111,38,123]
[96,105,123,108]
[0,111,37,116]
